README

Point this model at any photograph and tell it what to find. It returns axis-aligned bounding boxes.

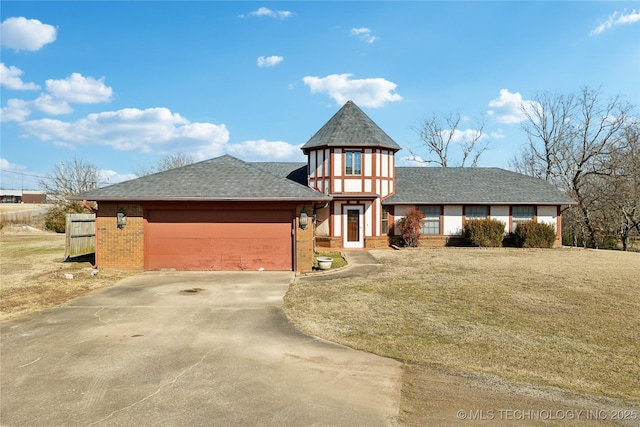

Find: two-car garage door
[145,209,293,271]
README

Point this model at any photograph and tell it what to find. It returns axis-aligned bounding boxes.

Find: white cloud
[303,73,402,108]
[487,89,538,124]
[1,98,31,122]
[244,7,293,19]
[443,128,488,144]
[0,17,57,51]
[1,94,72,123]
[591,9,640,36]
[257,55,284,68]
[225,140,304,162]
[46,73,113,104]
[0,158,26,172]
[1,73,113,122]
[99,169,137,185]
[32,94,72,115]
[0,63,40,90]
[20,107,230,158]
[351,27,376,43]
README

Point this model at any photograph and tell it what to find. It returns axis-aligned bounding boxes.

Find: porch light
[116,209,127,229]
[299,210,309,230]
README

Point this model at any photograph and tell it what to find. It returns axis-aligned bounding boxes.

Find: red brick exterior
[95,203,145,271]
[94,201,316,272]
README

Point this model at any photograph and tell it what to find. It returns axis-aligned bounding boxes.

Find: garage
[71,155,330,272]
[145,209,294,271]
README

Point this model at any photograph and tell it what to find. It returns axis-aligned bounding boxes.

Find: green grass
[285,248,640,402]
[312,251,348,270]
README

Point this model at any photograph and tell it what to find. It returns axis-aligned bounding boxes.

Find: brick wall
[296,204,315,272]
[95,203,144,271]
[365,236,390,249]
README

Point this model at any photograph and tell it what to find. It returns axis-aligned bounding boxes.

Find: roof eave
[68,195,333,203]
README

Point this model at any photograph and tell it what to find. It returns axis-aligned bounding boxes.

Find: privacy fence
[65,213,96,259]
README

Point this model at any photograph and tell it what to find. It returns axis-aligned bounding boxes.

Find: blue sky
[1,1,639,190]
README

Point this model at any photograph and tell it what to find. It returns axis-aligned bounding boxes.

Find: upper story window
[345,151,362,175]
[465,205,489,220]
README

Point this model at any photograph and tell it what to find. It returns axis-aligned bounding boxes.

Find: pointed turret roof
[301,100,401,153]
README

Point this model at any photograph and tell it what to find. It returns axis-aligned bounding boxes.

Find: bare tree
[514,86,635,248]
[135,153,195,177]
[596,121,640,250]
[409,111,490,167]
[518,91,576,181]
[40,158,100,200]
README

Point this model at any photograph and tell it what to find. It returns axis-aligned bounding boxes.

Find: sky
[1,1,639,190]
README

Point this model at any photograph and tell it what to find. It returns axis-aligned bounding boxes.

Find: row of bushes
[396,209,557,248]
[464,218,557,248]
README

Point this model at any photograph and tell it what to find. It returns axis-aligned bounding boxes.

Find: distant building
[0,190,47,204]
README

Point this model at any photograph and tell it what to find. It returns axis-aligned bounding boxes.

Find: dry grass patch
[1,232,131,320]
[284,248,640,402]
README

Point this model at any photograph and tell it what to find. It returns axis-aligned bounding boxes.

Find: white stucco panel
[333,202,342,236]
[381,153,389,176]
[537,205,557,230]
[344,179,362,192]
[364,179,372,192]
[444,205,463,235]
[490,205,510,234]
[333,149,342,175]
[364,149,372,176]
[334,179,342,193]
[365,201,373,236]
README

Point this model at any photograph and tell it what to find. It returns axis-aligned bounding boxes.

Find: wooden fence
[65,213,96,259]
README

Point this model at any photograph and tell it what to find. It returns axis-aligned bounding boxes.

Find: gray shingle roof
[384,167,575,205]
[301,100,402,152]
[254,162,307,185]
[71,155,328,202]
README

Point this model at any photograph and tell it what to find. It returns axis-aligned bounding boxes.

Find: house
[72,101,574,272]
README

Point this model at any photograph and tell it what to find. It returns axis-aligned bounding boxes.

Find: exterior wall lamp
[117,209,127,229]
[299,210,309,230]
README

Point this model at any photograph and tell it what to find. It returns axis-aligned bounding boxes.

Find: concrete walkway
[1,271,402,426]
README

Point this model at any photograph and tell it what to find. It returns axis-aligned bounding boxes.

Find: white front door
[343,206,364,248]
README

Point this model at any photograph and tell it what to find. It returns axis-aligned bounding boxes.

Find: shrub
[44,202,85,233]
[464,218,505,247]
[396,208,424,247]
[515,221,557,248]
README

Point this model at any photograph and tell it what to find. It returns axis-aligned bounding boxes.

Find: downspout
[83,199,97,213]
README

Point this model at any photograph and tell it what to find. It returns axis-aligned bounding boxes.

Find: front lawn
[284,248,640,402]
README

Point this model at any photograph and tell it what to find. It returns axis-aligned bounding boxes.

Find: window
[512,205,535,230]
[419,205,441,235]
[381,206,389,234]
[465,205,488,220]
[345,151,362,175]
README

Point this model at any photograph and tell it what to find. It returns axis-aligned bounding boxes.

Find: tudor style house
[73,101,574,272]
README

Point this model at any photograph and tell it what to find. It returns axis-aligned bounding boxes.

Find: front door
[343,206,364,248]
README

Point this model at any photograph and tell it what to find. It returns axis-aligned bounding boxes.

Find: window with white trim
[345,151,362,175]
[381,206,389,234]
[419,205,441,235]
[465,205,488,220]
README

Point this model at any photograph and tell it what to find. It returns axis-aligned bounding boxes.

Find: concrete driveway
[1,272,402,426]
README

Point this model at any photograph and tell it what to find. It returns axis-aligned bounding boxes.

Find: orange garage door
[146,209,293,271]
